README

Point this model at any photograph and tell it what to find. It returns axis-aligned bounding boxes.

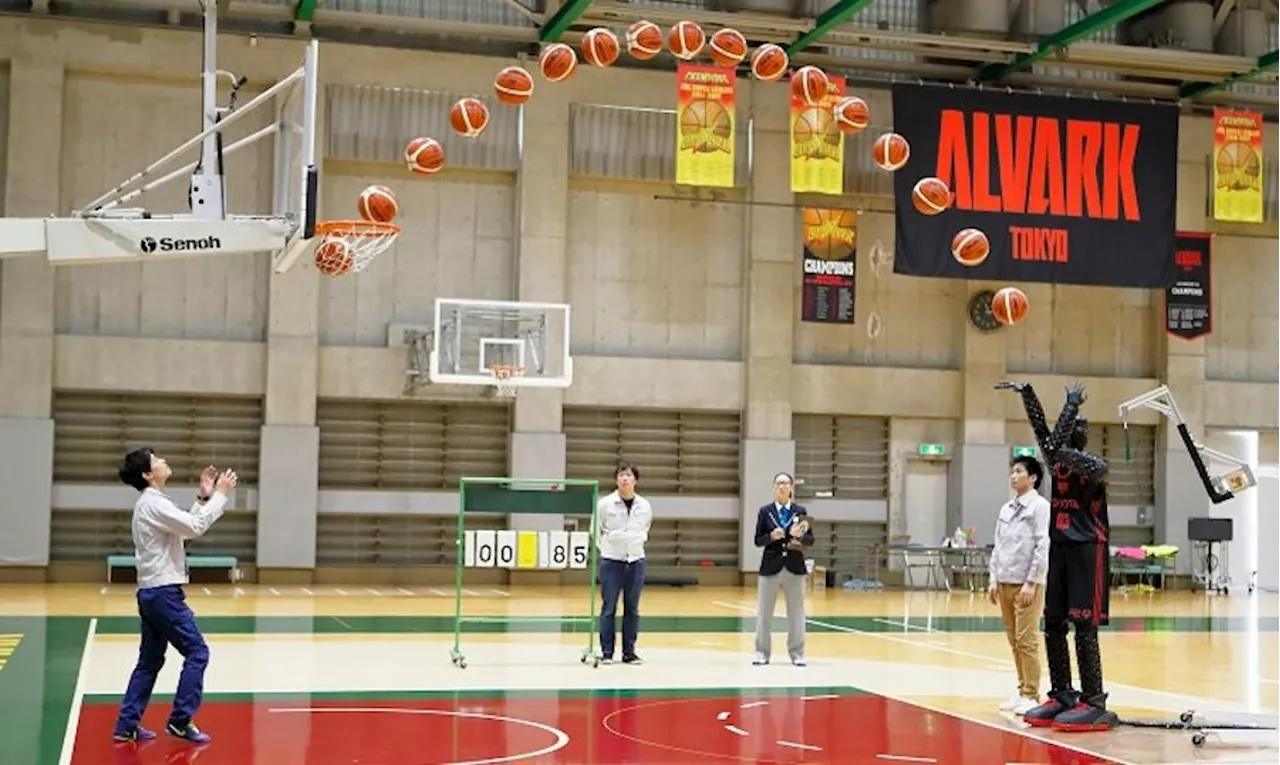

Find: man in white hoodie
[988,454,1051,715]
[597,462,652,665]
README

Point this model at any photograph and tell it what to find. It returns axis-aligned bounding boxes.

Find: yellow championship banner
[1212,108,1264,223]
[791,74,847,194]
[675,63,736,188]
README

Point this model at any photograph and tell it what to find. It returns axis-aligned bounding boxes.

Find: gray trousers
[754,569,806,659]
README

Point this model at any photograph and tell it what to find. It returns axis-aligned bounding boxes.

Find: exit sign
[1012,446,1037,457]
[918,443,945,456]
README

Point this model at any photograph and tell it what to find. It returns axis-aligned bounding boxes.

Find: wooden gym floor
[0,583,1276,764]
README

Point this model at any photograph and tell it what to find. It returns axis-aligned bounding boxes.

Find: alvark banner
[1211,108,1264,224]
[791,75,847,194]
[675,63,736,188]
[800,208,857,324]
[1165,232,1212,341]
[891,84,1180,289]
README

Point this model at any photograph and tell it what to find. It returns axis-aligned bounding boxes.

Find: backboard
[429,298,573,390]
[0,2,319,272]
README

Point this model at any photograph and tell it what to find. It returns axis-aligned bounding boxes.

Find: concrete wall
[0,17,1276,577]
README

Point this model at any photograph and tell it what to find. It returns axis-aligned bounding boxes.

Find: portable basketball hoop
[313,220,402,275]
[488,364,525,398]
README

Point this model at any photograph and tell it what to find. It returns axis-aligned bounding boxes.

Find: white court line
[302,587,314,596]
[366,588,383,596]
[693,641,722,647]
[779,740,822,751]
[1261,679,1279,685]
[233,587,245,596]
[801,694,839,701]
[269,587,281,596]
[461,589,479,596]
[739,700,769,710]
[488,589,510,597]
[202,587,212,595]
[876,755,936,763]
[333,588,348,596]
[331,616,355,631]
[99,586,108,595]
[428,588,448,597]
[724,724,749,737]
[397,588,414,596]
[873,618,936,633]
[716,711,730,721]
[57,617,97,765]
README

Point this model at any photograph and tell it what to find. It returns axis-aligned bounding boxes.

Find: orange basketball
[626,20,663,60]
[790,66,829,106]
[708,28,748,67]
[357,184,398,223]
[992,287,1029,326]
[494,66,534,105]
[951,228,990,267]
[314,238,353,277]
[450,97,489,138]
[404,136,444,175]
[872,132,910,171]
[581,27,620,67]
[668,20,705,60]
[750,43,789,81]
[912,177,952,216]
[539,42,577,82]
[834,96,869,134]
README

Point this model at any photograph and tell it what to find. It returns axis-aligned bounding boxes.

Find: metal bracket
[1118,385,1257,503]
[403,328,435,396]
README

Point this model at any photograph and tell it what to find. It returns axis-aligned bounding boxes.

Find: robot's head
[1069,418,1089,450]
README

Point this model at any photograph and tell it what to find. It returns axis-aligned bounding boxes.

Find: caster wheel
[1180,711,1194,724]
[1191,733,1205,747]
[591,657,600,668]
[458,660,467,670]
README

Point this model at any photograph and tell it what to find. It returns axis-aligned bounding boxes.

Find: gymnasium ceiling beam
[785,0,877,55]
[539,0,594,43]
[976,0,1164,82]
[293,0,316,22]
[1179,49,1280,98]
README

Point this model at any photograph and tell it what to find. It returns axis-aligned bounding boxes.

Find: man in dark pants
[997,381,1118,732]
[113,447,238,745]
[752,472,815,666]
[597,462,652,665]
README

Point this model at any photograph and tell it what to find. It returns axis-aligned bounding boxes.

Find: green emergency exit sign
[918,443,945,456]
[1012,445,1037,457]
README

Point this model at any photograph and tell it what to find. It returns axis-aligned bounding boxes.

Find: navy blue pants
[114,585,210,734]
[599,558,646,658]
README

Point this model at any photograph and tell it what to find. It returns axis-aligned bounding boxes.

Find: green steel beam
[785,0,877,55]
[1179,49,1279,99]
[538,0,594,43]
[293,0,317,22]
[977,0,1164,82]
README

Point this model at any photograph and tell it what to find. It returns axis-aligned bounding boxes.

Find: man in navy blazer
[752,471,815,666]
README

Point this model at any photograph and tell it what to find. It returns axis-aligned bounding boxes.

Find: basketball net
[488,364,524,398]
[315,220,402,275]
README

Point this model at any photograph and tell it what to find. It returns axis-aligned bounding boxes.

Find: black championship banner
[891,84,1179,289]
[1165,232,1212,340]
[801,208,857,324]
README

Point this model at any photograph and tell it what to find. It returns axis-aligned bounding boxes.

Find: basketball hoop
[314,220,402,276]
[488,364,524,398]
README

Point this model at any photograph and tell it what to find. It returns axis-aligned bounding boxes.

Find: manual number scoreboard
[462,529,592,570]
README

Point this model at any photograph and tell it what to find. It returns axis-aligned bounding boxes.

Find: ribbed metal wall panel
[52,392,263,486]
[641,518,739,568]
[807,520,889,577]
[320,0,535,26]
[563,408,742,495]
[793,415,891,499]
[315,513,506,565]
[569,104,752,185]
[326,84,520,171]
[316,399,512,489]
[1088,423,1156,507]
[50,509,258,564]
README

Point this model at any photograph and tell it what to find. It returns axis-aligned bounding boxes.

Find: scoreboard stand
[450,477,602,670]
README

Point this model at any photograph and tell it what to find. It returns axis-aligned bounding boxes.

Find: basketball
[992,287,1029,326]
[668,20,706,60]
[750,43,789,81]
[357,185,398,223]
[790,66,829,106]
[911,177,952,216]
[834,96,869,134]
[708,28,748,68]
[951,228,990,267]
[404,136,444,175]
[539,42,577,82]
[493,66,534,105]
[450,97,489,138]
[872,131,910,171]
[626,20,663,60]
[581,27,620,67]
[314,238,353,277]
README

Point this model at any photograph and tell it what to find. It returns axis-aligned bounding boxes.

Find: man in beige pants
[988,455,1051,714]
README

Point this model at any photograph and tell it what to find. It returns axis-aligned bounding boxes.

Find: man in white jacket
[597,462,652,665]
[988,454,1051,714]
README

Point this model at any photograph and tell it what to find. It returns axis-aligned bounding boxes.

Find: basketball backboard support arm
[0,0,319,270]
[1118,385,1257,504]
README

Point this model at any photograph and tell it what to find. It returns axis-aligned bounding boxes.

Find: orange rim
[489,364,525,379]
[316,220,402,238]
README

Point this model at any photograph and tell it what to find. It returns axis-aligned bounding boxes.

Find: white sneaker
[998,695,1023,711]
[1011,697,1039,715]
[752,653,769,666]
